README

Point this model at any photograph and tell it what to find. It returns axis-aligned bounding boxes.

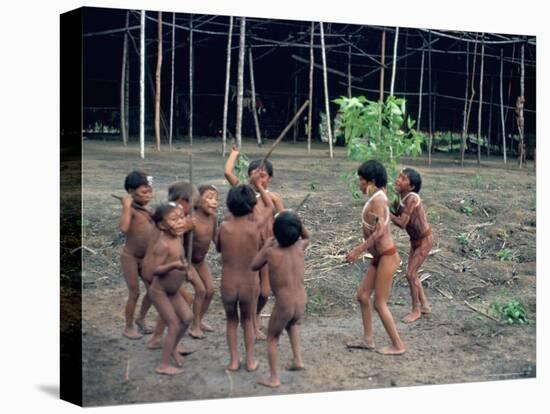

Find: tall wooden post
[139,10,145,159]
[120,11,129,146]
[248,47,262,146]
[188,14,194,146]
[464,35,479,166]
[235,17,246,149]
[427,31,432,166]
[169,12,175,151]
[461,42,470,166]
[390,27,399,97]
[347,40,352,98]
[319,22,333,158]
[518,43,525,168]
[222,16,234,156]
[477,36,485,166]
[417,50,424,132]
[155,12,163,152]
[293,66,298,142]
[487,76,494,158]
[499,48,507,163]
[378,29,386,146]
[307,22,314,153]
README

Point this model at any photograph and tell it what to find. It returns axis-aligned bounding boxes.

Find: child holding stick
[345,160,405,355]
[390,168,432,323]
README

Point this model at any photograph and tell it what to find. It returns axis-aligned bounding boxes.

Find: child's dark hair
[248,159,274,177]
[124,170,150,192]
[357,160,387,188]
[168,181,199,205]
[402,168,422,193]
[198,184,219,196]
[153,202,179,225]
[273,211,302,247]
[226,185,257,217]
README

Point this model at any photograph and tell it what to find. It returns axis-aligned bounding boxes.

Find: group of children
[116,151,432,386]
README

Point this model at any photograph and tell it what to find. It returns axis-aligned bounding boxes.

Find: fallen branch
[111,194,150,214]
[294,193,311,212]
[463,300,501,323]
[434,286,453,300]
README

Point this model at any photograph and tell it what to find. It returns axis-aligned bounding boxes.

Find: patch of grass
[489,299,528,325]
[461,205,473,216]
[428,211,441,224]
[496,248,516,262]
[457,233,470,246]
[306,289,330,315]
[471,173,483,189]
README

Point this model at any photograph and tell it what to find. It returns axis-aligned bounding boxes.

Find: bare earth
[73,139,536,406]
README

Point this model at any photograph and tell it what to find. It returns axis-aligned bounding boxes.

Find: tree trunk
[169,12,175,151]
[155,11,162,152]
[518,43,525,168]
[248,47,262,146]
[120,11,129,146]
[390,27,399,97]
[464,35,479,165]
[417,50,424,132]
[307,22,314,153]
[477,37,485,166]
[487,76,494,158]
[139,10,145,159]
[222,16,234,156]
[499,48,507,163]
[188,14,194,146]
[235,17,246,149]
[319,22,333,158]
[461,42,470,166]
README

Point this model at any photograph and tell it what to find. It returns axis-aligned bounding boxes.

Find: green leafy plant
[489,299,527,325]
[496,248,516,262]
[457,233,470,246]
[234,151,250,183]
[461,205,473,216]
[471,173,482,189]
[334,95,424,203]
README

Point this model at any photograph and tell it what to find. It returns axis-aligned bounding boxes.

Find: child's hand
[122,194,133,209]
[230,145,240,155]
[175,257,188,271]
[250,168,263,188]
[266,236,277,248]
[345,247,362,263]
[182,216,194,232]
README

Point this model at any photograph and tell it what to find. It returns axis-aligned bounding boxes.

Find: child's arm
[152,243,187,276]
[215,223,223,252]
[390,197,418,228]
[251,237,276,271]
[345,200,387,263]
[118,195,134,234]
[223,146,241,187]
[252,171,275,228]
[300,224,311,250]
[270,192,284,213]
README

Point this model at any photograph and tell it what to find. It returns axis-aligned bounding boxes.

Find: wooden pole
[461,41,470,166]
[188,14,194,146]
[390,27,399,97]
[464,34,479,165]
[125,43,129,143]
[186,153,194,264]
[155,11,163,152]
[222,16,233,156]
[235,17,246,149]
[307,22,314,153]
[499,48,507,164]
[139,10,145,159]
[487,76,494,158]
[477,36,485,166]
[347,40,352,98]
[319,22,333,158]
[169,12,175,151]
[248,47,262,146]
[120,11,129,146]
[293,65,298,143]
[417,50,424,132]
[379,30,386,102]
[428,30,432,166]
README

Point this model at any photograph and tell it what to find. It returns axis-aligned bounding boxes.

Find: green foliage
[457,233,470,246]
[334,95,424,202]
[489,299,528,325]
[234,151,250,183]
[496,248,516,262]
[461,205,473,216]
[305,289,329,315]
[471,173,482,189]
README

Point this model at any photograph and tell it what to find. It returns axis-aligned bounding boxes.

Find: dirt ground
[73,139,536,407]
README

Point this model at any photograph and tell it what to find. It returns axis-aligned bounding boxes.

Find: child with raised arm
[141,203,193,375]
[224,146,284,339]
[390,168,432,323]
[216,171,274,372]
[186,184,219,338]
[345,160,405,355]
[251,211,310,388]
[118,170,156,339]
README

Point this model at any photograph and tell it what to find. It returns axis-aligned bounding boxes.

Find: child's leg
[255,265,270,339]
[222,295,240,371]
[148,287,183,375]
[146,316,165,349]
[286,319,305,371]
[257,303,287,388]
[373,254,406,355]
[403,242,431,322]
[135,276,153,334]
[121,252,143,339]
[346,264,377,349]
[187,266,206,339]
[195,261,215,331]
[240,291,259,371]
[170,293,193,367]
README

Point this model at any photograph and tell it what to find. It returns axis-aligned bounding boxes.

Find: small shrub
[496,248,515,262]
[489,299,527,325]
[457,233,470,246]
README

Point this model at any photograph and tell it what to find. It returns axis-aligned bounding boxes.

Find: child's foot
[376,345,405,355]
[123,328,143,340]
[135,320,153,335]
[200,321,214,332]
[172,351,185,367]
[346,339,375,350]
[286,361,305,371]
[155,365,183,376]
[176,342,196,355]
[402,310,422,323]
[188,328,205,339]
[257,377,280,388]
[227,361,240,372]
[146,337,163,349]
[246,359,259,372]
[421,305,432,314]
